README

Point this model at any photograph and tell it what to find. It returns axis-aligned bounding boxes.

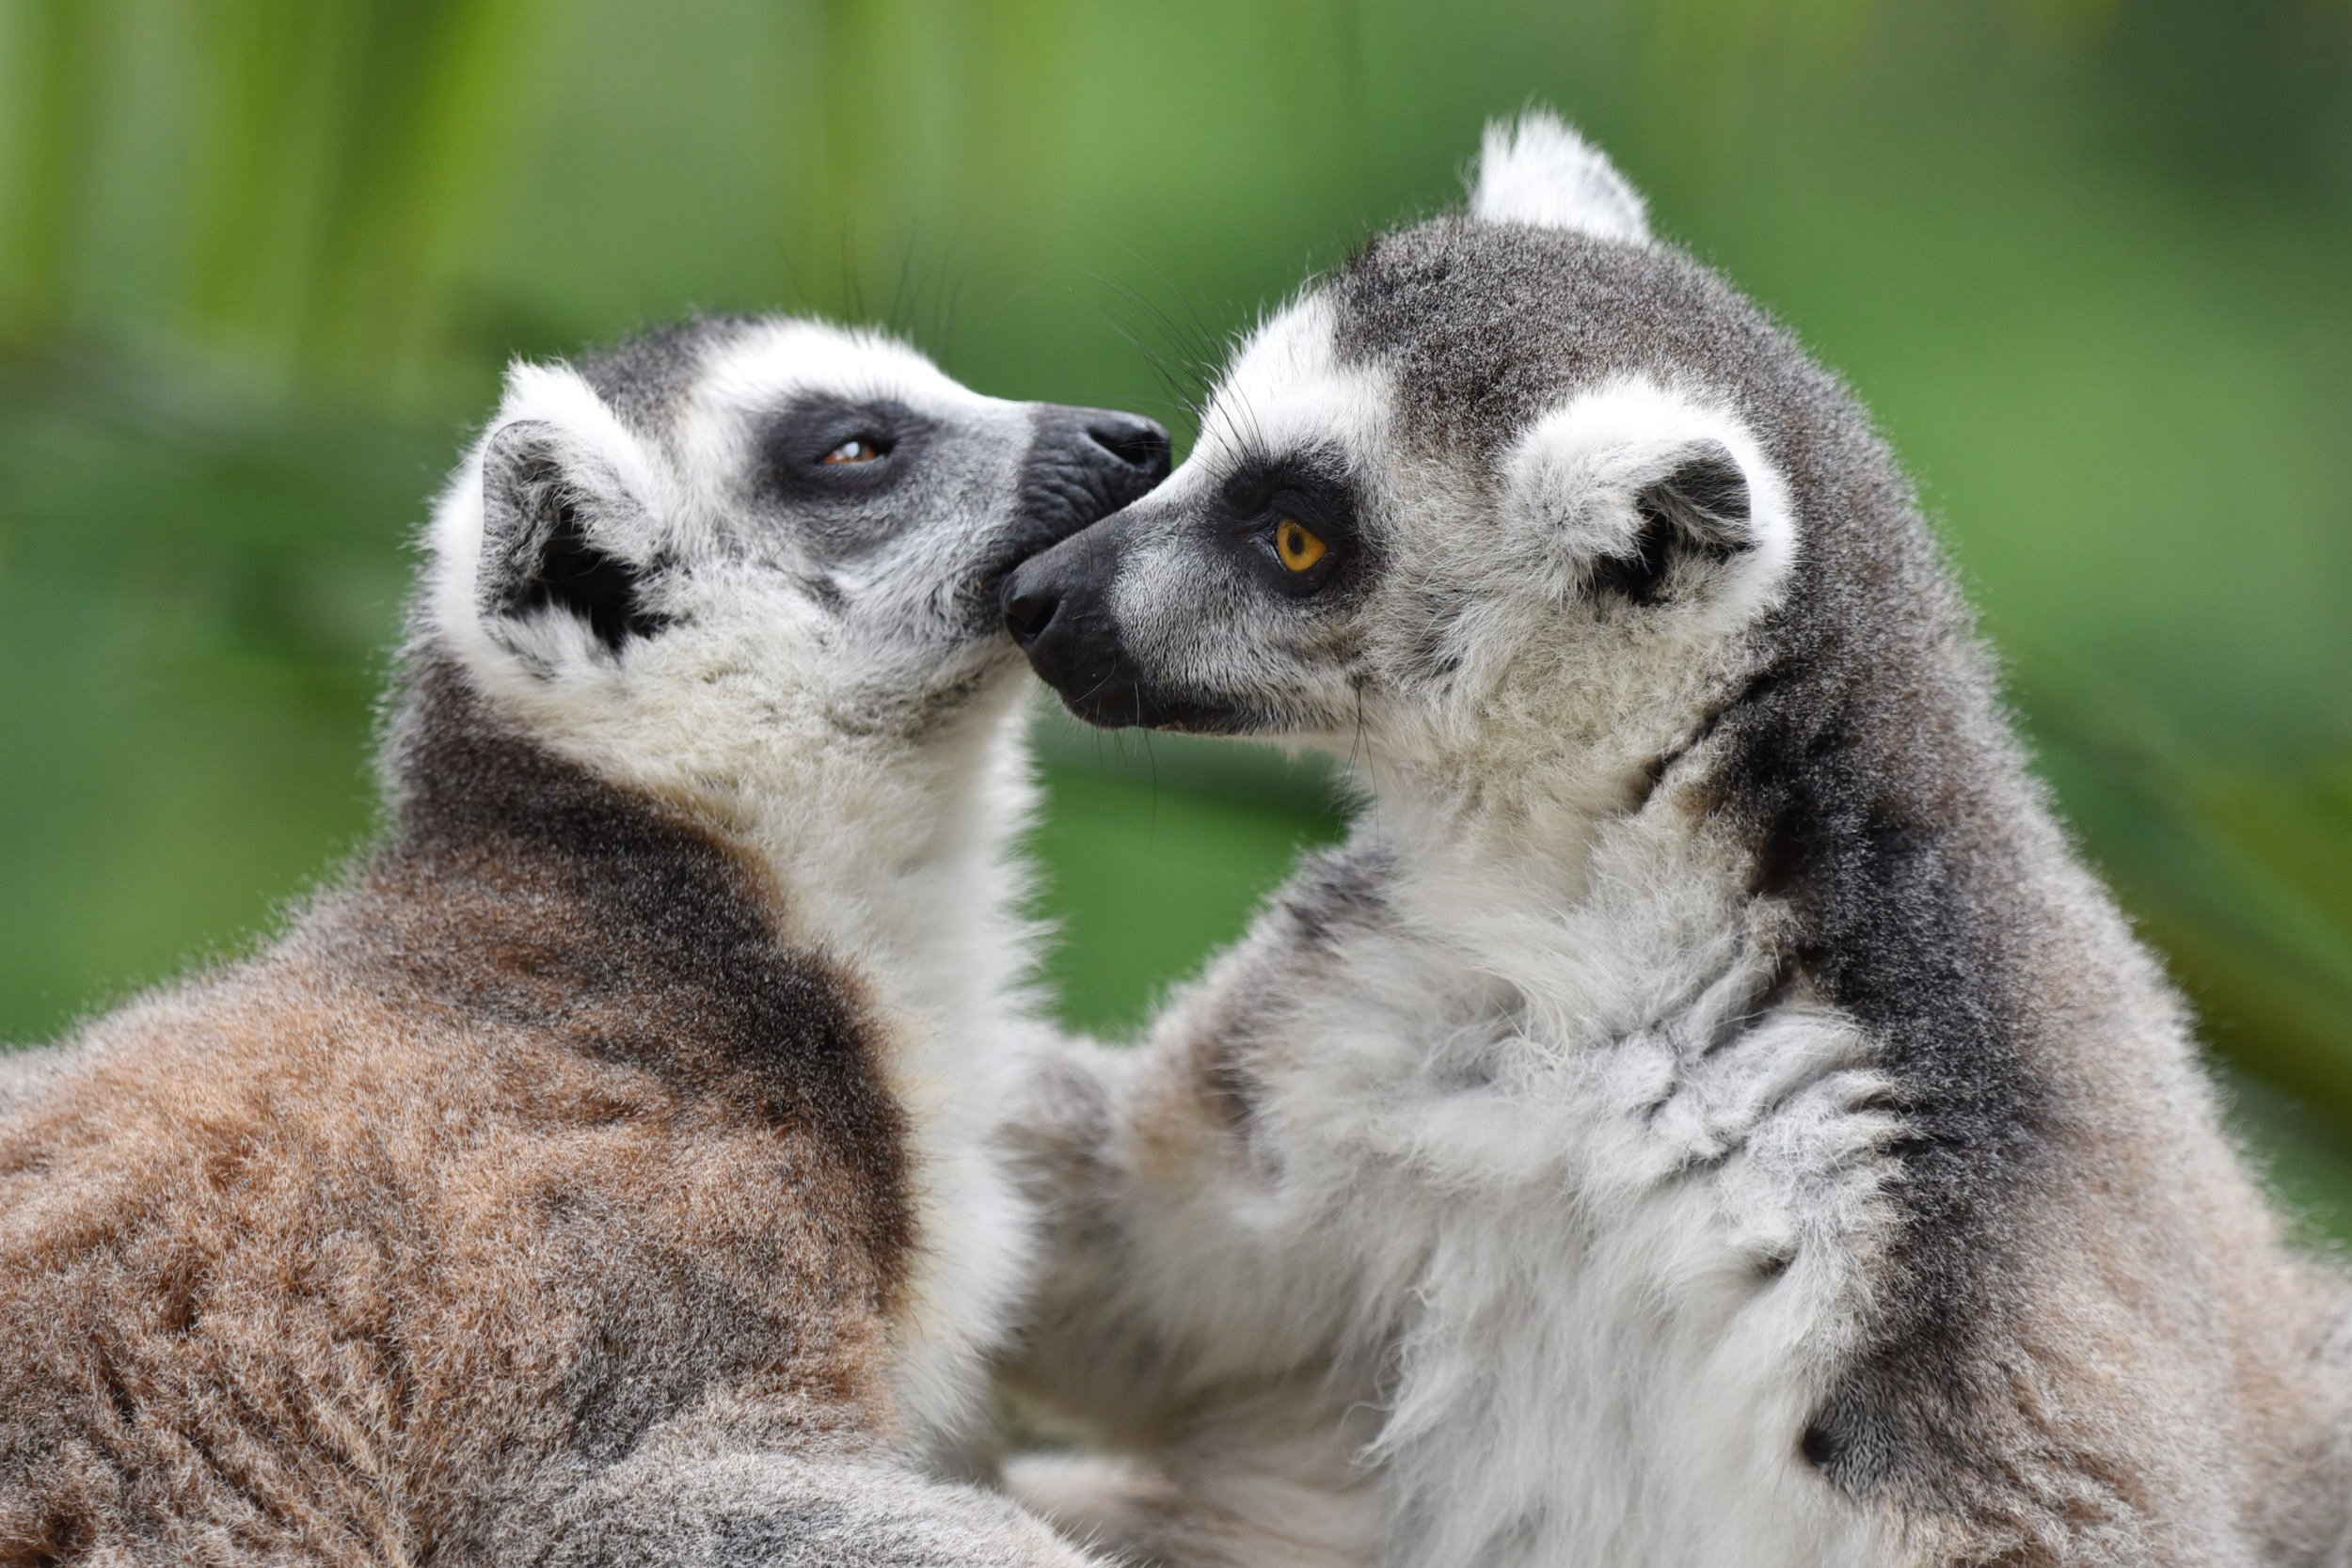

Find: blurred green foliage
[2,0,2349,1223]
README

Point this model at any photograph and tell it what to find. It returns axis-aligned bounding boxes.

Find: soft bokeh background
[4,0,2349,1227]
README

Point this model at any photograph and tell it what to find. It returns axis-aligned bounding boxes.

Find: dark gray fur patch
[380,657,914,1282]
[1333,220,1784,461]
[579,316,755,437]
[1338,217,2057,1512]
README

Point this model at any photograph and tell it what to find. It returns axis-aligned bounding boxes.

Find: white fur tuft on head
[1469,110,1650,245]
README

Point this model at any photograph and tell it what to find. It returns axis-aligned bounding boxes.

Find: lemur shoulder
[0,316,1168,1565]
[996,117,2352,1568]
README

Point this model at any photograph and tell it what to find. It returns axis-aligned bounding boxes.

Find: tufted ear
[1469,110,1650,245]
[476,420,668,655]
[1588,441,1750,605]
[1504,383,1792,616]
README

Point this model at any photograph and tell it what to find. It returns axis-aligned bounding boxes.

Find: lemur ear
[1504,386,1791,614]
[1591,443,1751,605]
[476,420,665,654]
[1469,110,1650,245]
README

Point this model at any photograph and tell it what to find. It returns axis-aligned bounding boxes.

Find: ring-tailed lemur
[0,315,1168,1564]
[993,117,2352,1567]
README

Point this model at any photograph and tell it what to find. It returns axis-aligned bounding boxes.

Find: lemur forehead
[1193,293,1391,483]
[692,319,987,423]
[1332,218,1772,463]
[575,316,983,441]
[579,316,750,436]
[676,321,1010,513]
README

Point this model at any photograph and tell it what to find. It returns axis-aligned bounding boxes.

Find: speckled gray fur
[996,115,2352,1567]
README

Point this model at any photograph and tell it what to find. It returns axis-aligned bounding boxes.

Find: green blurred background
[3,0,2350,1229]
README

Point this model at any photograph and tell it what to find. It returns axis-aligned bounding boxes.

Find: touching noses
[1017,406,1168,546]
[1002,405,1165,649]
[1000,487,1128,657]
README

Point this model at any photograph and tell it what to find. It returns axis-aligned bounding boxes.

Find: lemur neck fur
[706,690,1040,1062]
[412,648,1042,1448]
[458,649,1038,1039]
[723,683,1038,1035]
[1348,728,1697,913]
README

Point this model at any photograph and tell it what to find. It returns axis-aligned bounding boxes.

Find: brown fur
[0,661,962,1563]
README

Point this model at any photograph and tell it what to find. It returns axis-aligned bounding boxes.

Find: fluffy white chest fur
[845,760,1054,1460]
[1323,827,1895,1567]
[1009,778,1906,1568]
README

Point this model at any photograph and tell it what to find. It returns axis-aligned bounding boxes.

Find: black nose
[1081,412,1172,480]
[1017,405,1170,557]
[1003,502,1124,656]
[1004,407,1166,652]
[1004,531,1136,737]
[1004,571,1057,649]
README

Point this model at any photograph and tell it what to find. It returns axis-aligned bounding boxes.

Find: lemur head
[1005,114,1898,816]
[417,315,1168,815]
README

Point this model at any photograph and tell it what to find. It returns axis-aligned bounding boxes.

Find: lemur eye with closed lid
[1276,517,1327,572]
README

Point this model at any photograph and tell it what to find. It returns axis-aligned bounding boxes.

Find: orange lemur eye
[1276,517,1327,572]
[822,437,883,464]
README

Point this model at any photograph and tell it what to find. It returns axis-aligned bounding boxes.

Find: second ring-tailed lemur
[0,316,1166,1564]
[995,116,2352,1567]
